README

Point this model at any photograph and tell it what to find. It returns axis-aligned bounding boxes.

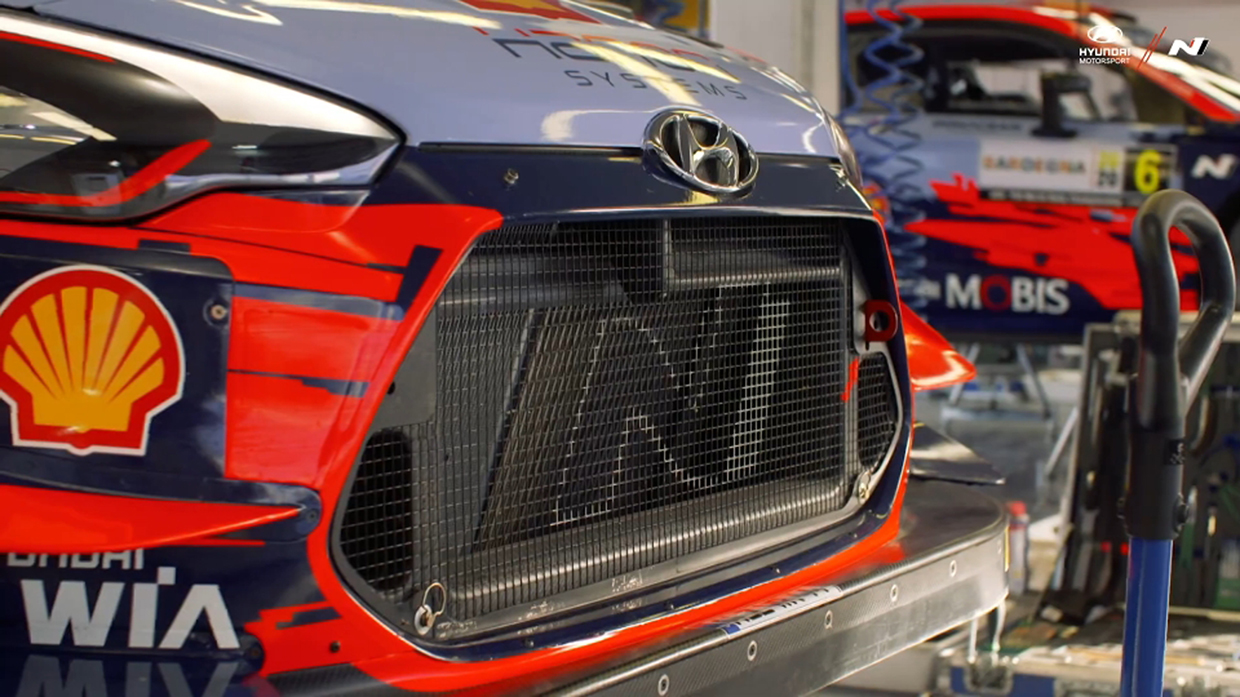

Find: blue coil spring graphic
[840,0,929,309]
[643,0,686,28]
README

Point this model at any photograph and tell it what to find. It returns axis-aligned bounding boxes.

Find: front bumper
[542,480,1008,696]
[2,480,1006,696]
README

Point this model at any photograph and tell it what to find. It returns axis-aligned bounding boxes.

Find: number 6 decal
[1135,149,1163,194]
[1126,146,1176,198]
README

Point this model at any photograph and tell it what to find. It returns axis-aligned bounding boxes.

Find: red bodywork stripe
[842,357,861,402]
[906,174,1200,311]
[226,299,401,486]
[145,195,502,269]
[0,30,114,62]
[0,214,403,301]
[0,140,210,208]
[229,297,400,384]
[0,484,298,554]
[903,301,977,391]
[845,5,1079,32]
[226,372,371,487]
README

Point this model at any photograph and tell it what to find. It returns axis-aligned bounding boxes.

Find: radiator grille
[857,353,899,470]
[336,217,900,638]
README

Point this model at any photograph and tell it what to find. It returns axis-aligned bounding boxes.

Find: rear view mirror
[1033,71,1093,138]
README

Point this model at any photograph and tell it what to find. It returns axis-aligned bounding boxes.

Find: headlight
[0,14,400,222]
[826,115,864,192]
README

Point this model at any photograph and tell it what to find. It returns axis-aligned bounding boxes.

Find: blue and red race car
[0,1,1002,695]
[846,3,1240,341]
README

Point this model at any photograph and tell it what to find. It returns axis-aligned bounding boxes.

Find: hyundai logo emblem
[1087,24,1124,44]
[645,110,758,195]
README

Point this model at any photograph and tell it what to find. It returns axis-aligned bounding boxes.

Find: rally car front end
[0,1,1006,693]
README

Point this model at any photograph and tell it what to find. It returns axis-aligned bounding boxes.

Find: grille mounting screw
[824,610,833,629]
[746,640,758,662]
[503,168,519,186]
[657,674,670,696]
[208,303,228,322]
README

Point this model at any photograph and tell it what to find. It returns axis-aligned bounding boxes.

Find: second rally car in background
[846,2,1240,341]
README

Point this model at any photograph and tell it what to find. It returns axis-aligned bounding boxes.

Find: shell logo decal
[0,265,184,456]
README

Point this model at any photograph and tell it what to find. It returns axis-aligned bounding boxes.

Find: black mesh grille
[856,353,898,470]
[337,217,899,638]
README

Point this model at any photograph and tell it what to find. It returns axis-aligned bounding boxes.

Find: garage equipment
[1120,190,1235,696]
[1053,315,1240,617]
[842,191,1237,696]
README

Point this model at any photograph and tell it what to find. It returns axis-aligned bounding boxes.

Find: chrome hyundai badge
[645,110,758,194]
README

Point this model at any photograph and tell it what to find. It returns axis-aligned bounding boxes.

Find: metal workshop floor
[914,367,1081,524]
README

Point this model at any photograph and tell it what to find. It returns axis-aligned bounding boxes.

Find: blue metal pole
[1120,192,1235,697]
[1121,538,1173,697]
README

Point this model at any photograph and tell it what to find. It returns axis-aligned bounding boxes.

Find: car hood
[5,0,840,156]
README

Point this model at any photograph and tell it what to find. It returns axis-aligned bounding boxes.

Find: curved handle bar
[1121,190,1236,696]
[1130,190,1235,436]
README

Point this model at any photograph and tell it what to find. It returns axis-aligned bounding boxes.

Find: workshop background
[611,0,1240,693]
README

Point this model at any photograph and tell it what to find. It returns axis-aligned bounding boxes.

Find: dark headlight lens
[0,15,399,222]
